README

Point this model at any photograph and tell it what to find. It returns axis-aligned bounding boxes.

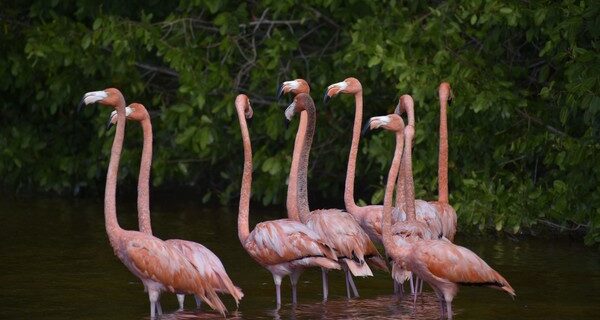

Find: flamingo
[361,110,434,297]
[396,83,457,241]
[323,79,442,244]
[107,104,243,310]
[284,91,387,300]
[368,113,515,319]
[276,79,310,223]
[79,89,226,318]
[233,94,340,308]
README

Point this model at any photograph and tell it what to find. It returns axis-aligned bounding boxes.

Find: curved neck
[137,118,153,234]
[105,98,126,245]
[382,131,405,258]
[286,112,306,222]
[403,127,417,222]
[438,97,449,203]
[344,91,363,213]
[296,106,316,224]
[236,107,252,243]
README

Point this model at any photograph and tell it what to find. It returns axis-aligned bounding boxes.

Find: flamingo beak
[106,111,117,130]
[77,97,85,113]
[361,120,372,137]
[247,117,253,127]
[276,84,285,100]
[79,90,108,112]
[106,118,115,130]
[323,90,331,104]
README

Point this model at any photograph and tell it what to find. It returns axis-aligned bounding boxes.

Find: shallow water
[1,195,599,319]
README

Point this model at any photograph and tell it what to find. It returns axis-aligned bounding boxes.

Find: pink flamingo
[107,104,243,310]
[369,113,515,319]
[284,91,387,300]
[277,79,310,223]
[80,89,226,318]
[361,112,434,297]
[396,83,457,241]
[323,79,441,244]
[234,94,340,308]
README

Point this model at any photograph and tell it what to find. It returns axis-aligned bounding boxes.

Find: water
[1,195,599,319]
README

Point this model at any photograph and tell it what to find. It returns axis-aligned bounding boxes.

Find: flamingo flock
[79,79,514,319]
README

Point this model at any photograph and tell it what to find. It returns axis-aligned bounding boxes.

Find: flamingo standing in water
[396,83,457,241]
[234,94,340,308]
[323,79,442,244]
[283,91,387,300]
[107,104,243,310]
[368,113,515,319]
[79,89,226,318]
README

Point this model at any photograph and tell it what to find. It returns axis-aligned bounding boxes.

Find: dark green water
[1,195,599,319]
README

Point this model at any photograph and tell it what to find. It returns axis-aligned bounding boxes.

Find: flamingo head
[394,94,414,115]
[107,103,149,130]
[235,94,253,119]
[78,88,124,112]
[284,92,313,122]
[323,77,362,103]
[277,79,310,99]
[439,82,453,106]
[362,114,405,136]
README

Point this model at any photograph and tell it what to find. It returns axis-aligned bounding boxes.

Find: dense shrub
[1,1,598,244]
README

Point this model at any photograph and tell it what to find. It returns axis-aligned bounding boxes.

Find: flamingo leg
[344,269,351,298]
[149,290,160,318]
[273,274,282,309]
[321,268,329,301]
[419,277,424,294]
[409,275,415,296]
[347,273,359,298]
[156,301,163,316]
[194,295,202,309]
[177,294,185,310]
[393,280,399,294]
[446,300,453,319]
[290,270,301,305]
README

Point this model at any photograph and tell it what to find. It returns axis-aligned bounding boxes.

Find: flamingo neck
[382,131,407,260]
[137,117,153,235]
[286,111,306,222]
[105,96,126,246]
[296,106,316,224]
[403,126,417,222]
[394,156,406,212]
[236,107,252,244]
[438,98,449,203]
[344,91,363,214]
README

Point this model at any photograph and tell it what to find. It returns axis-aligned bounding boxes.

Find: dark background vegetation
[1,1,598,244]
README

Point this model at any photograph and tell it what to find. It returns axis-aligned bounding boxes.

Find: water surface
[1,196,598,319]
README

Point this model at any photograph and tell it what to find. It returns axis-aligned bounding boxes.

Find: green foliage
[1,1,598,244]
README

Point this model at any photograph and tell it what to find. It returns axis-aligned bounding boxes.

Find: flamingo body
[305,209,387,275]
[165,239,244,306]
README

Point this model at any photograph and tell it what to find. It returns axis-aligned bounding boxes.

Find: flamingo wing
[245,219,337,266]
[165,239,244,304]
[307,209,384,272]
[124,234,227,314]
[417,240,515,296]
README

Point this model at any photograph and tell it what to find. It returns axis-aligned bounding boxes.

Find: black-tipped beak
[247,117,253,127]
[276,84,284,100]
[448,96,453,106]
[361,120,372,137]
[106,118,114,131]
[284,118,290,129]
[323,91,331,104]
[77,98,85,113]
